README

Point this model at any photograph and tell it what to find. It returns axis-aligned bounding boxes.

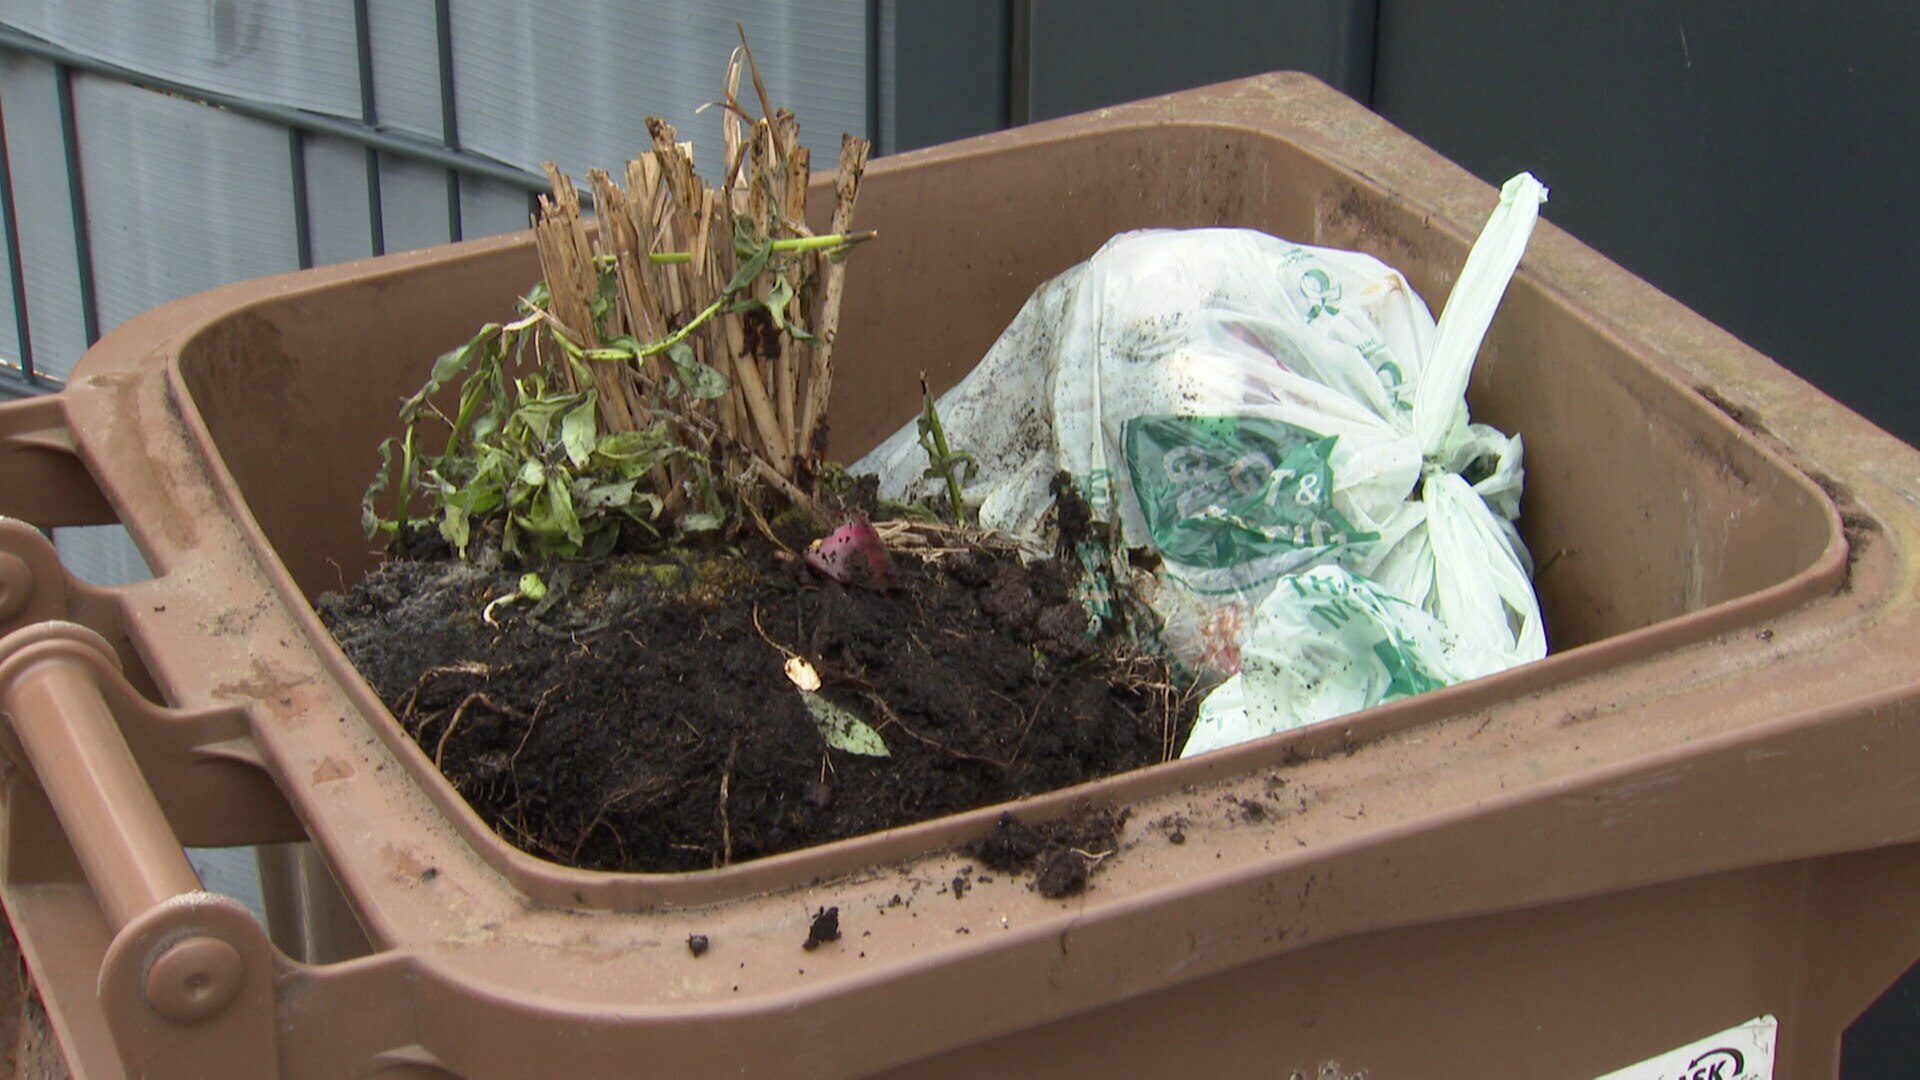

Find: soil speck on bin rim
[803,906,841,951]
[319,534,1197,875]
[967,808,1126,898]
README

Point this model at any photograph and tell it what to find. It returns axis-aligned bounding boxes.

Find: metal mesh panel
[0,0,361,117]
[0,52,85,378]
[450,0,867,180]
[74,74,301,346]
[367,0,444,141]
[0,3,868,591]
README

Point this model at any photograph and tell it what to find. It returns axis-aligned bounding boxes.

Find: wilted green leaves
[362,216,873,566]
[362,290,723,563]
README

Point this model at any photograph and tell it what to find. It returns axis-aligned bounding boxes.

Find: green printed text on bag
[1124,414,1374,572]
[1287,571,1449,698]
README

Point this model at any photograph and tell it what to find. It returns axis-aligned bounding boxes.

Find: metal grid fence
[0,2,869,398]
[0,18,543,396]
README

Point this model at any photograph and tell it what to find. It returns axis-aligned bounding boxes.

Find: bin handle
[0,622,202,932]
[0,622,280,1080]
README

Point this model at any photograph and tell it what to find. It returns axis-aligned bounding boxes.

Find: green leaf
[596,429,672,465]
[590,266,619,336]
[561,395,598,468]
[578,480,637,512]
[546,481,583,547]
[440,503,471,555]
[363,438,397,540]
[801,692,890,757]
[513,476,584,556]
[679,511,723,534]
[441,470,503,523]
[518,572,548,601]
[627,492,665,521]
[667,341,731,400]
[726,218,775,293]
[519,459,547,487]
[401,324,501,422]
[511,393,572,442]
[579,525,621,560]
[764,276,793,334]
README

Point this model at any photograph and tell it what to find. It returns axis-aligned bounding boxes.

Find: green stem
[921,374,968,525]
[395,426,417,553]
[645,230,876,265]
[577,294,730,363]
[641,296,728,358]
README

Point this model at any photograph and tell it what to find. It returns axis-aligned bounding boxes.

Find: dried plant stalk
[798,134,870,460]
[526,38,872,522]
[535,164,640,434]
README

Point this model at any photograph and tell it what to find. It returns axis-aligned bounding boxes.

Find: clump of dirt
[802,906,841,951]
[967,808,1128,898]
[320,534,1194,874]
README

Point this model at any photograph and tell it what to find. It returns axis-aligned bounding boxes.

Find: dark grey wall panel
[1372,2,1920,445]
[1023,0,1375,121]
[879,0,1010,154]
[377,153,453,254]
[0,52,85,376]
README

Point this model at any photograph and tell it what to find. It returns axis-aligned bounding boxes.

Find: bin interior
[176,118,1833,714]
[172,115,1835,757]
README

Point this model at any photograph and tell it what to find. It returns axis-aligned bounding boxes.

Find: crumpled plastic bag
[856,173,1552,754]
[1180,564,1508,756]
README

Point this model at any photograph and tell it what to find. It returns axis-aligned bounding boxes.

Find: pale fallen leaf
[784,656,822,692]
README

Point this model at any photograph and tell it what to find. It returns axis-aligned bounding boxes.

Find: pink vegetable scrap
[805,517,894,589]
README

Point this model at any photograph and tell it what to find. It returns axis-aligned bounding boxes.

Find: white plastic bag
[856,174,1551,751]
[1180,564,1509,756]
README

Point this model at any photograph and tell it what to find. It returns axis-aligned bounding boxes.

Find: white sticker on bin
[1595,1015,1776,1080]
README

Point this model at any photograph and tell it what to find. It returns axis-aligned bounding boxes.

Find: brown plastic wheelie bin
[0,73,1914,1078]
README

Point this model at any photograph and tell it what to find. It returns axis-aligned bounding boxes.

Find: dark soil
[802,906,841,951]
[319,529,1196,874]
[967,808,1127,898]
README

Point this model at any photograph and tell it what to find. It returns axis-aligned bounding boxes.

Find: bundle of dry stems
[528,36,871,520]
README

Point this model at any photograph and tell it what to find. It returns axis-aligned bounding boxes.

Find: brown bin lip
[125,72,1845,911]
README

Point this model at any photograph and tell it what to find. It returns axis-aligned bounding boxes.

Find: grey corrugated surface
[303,133,378,267]
[51,525,149,586]
[0,0,361,118]
[0,4,870,383]
[876,0,896,153]
[368,0,445,141]
[73,74,301,341]
[0,52,85,378]
[460,175,533,241]
[377,153,454,253]
[449,0,867,181]
[0,105,16,364]
[185,849,265,920]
